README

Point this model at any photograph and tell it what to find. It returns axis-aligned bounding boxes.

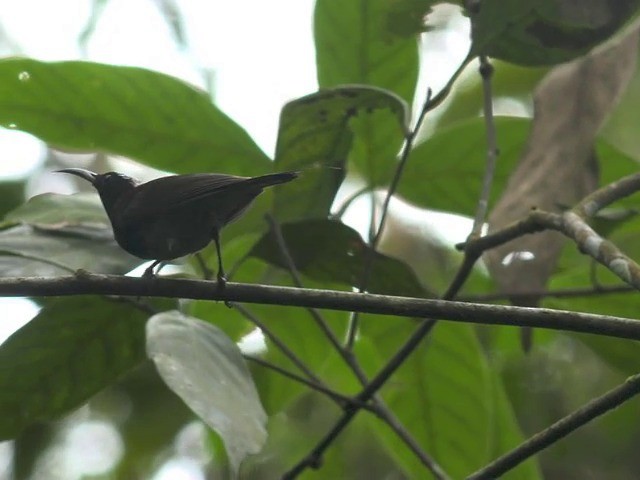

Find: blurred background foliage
[0,1,639,479]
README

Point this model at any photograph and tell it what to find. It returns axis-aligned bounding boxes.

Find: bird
[56,168,298,285]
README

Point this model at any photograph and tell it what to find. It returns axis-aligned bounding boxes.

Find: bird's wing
[120,174,254,218]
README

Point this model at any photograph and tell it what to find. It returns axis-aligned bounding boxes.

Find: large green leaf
[314,0,419,190]
[397,117,531,216]
[470,0,640,66]
[0,297,148,440]
[314,0,418,101]
[360,318,540,478]
[0,58,270,175]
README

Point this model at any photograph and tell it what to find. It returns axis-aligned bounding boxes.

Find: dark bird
[57,168,298,284]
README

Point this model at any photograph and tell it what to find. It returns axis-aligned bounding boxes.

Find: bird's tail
[249,171,299,188]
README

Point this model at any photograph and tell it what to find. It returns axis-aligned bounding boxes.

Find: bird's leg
[212,229,227,289]
[143,260,163,278]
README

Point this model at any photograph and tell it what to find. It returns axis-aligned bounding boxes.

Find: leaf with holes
[315,0,419,189]
[274,85,409,222]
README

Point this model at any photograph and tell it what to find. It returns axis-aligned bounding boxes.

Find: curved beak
[55,168,98,185]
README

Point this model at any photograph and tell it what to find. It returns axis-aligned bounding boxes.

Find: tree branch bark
[2,273,640,341]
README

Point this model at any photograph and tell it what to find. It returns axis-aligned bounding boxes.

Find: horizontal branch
[1,273,640,340]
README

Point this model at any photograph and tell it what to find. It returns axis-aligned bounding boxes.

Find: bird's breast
[112,211,216,261]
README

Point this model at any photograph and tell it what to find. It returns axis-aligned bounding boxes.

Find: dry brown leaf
[484,26,640,319]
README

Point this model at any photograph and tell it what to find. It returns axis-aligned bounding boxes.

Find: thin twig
[472,55,498,235]
[231,302,322,385]
[264,214,347,360]
[243,355,376,413]
[265,215,448,478]
[331,185,370,220]
[467,372,640,479]
[346,88,434,349]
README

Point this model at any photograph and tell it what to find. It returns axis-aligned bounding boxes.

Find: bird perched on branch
[57,168,298,285]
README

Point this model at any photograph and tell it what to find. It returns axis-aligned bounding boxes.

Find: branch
[467,372,640,479]
[456,171,640,291]
[264,216,448,478]
[472,55,498,235]
[243,355,376,413]
[574,172,640,218]
[232,302,322,384]
[2,274,640,340]
[459,284,635,302]
[347,88,434,349]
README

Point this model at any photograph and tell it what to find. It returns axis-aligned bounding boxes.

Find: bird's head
[56,168,138,215]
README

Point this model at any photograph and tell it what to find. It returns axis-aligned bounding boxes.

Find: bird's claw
[142,266,155,278]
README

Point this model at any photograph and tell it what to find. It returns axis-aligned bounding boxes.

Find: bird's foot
[142,266,156,278]
[216,273,227,290]
[216,273,231,307]
[74,268,91,278]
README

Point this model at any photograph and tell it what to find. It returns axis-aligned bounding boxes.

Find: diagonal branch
[467,372,640,479]
[265,215,449,479]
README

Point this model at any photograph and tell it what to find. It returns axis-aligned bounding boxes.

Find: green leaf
[470,0,640,66]
[361,318,537,478]
[397,117,531,216]
[433,60,545,131]
[0,297,148,440]
[314,0,418,192]
[146,311,267,476]
[250,219,431,297]
[384,0,440,38]
[489,372,543,479]
[314,0,419,102]
[0,180,25,220]
[5,192,107,226]
[248,296,350,414]
[0,58,270,175]
[274,85,408,221]
[0,224,138,276]
[0,192,138,276]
